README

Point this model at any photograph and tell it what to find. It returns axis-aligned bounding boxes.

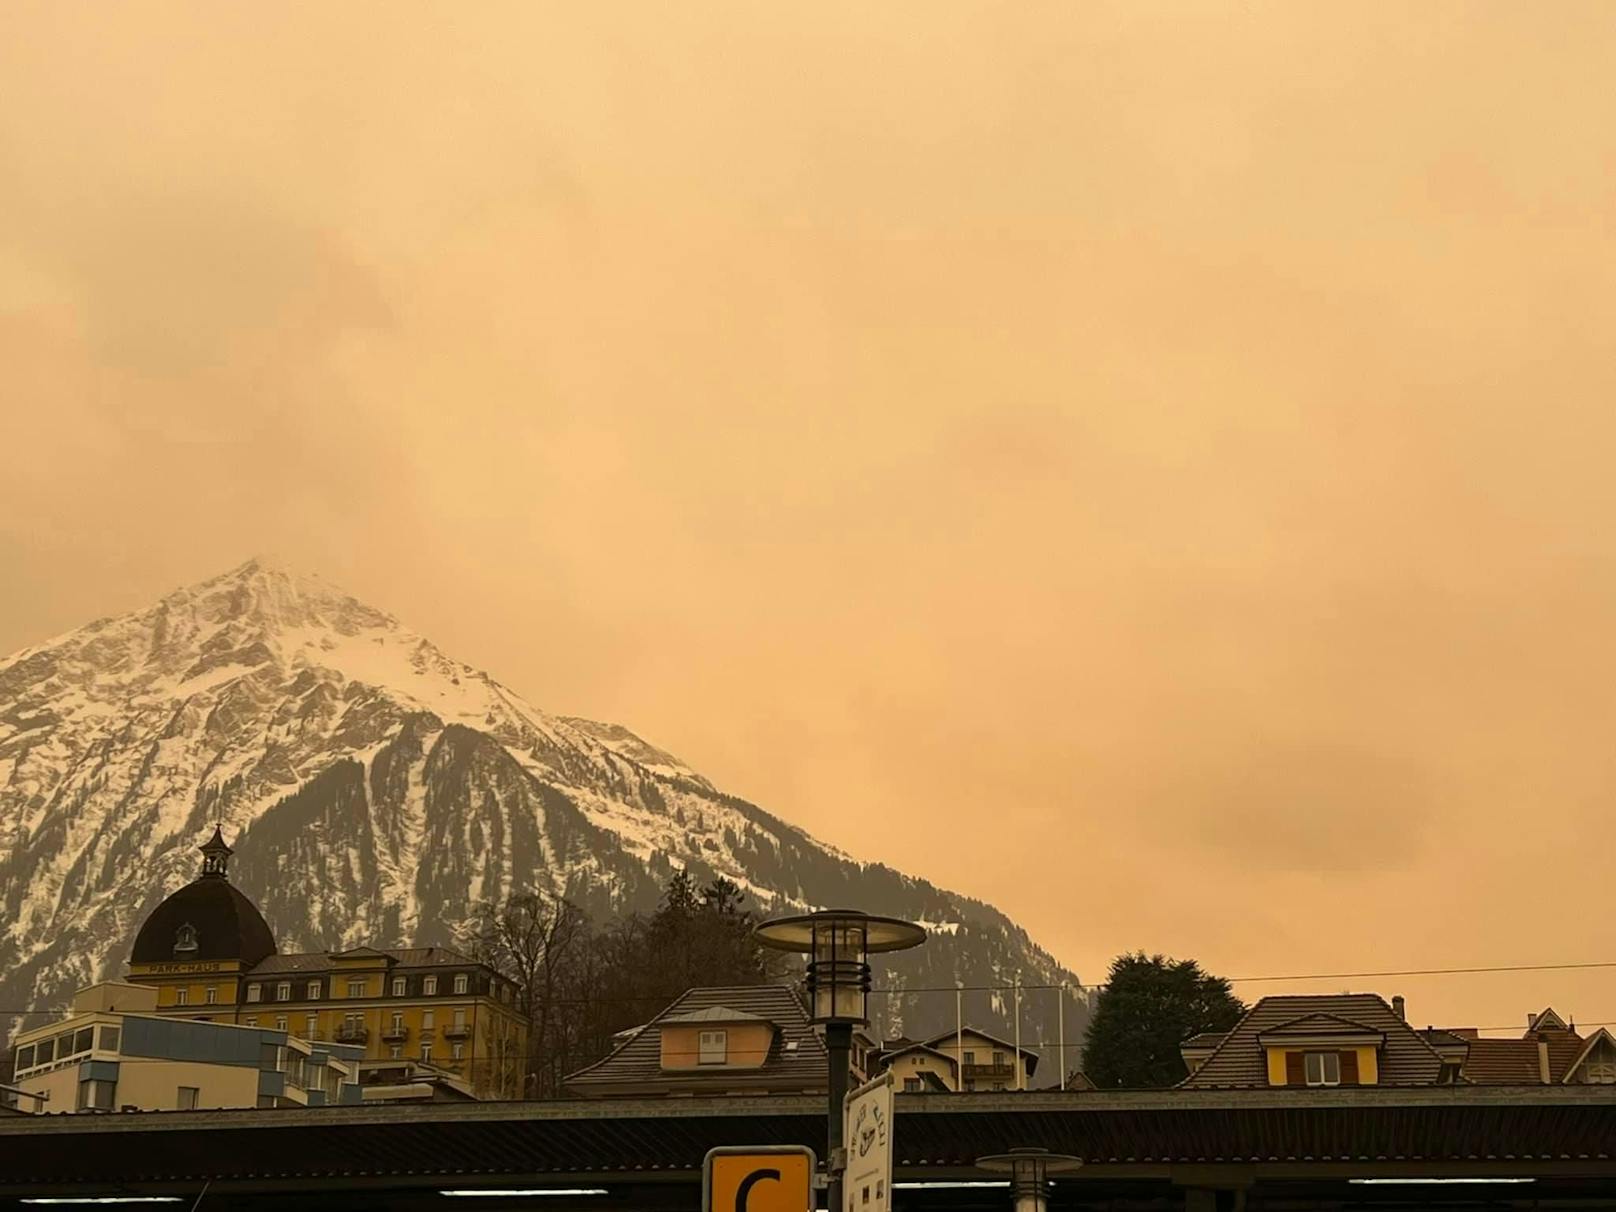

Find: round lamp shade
[753,910,928,954]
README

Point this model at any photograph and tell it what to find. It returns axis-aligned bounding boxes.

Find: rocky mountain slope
[0,561,1090,1077]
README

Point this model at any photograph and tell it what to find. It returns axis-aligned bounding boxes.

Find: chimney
[1537,1039,1552,1084]
[1392,995,1405,1021]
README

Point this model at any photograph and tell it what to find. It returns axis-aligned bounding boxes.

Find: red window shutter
[1340,1050,1360,1085]
[1284,1051,1304,1085]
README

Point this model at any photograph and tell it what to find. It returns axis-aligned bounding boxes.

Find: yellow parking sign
[703,1146,818,1212]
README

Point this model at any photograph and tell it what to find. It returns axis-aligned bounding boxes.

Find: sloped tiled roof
[662,1005,768,1024]
[247,945,482,975]
[1182,1031,1229,1049]
[565,985,827,1096]
[1179,995,1446,1089]
[1256,1013,1385,1041]
[1462,1029,1587,1085]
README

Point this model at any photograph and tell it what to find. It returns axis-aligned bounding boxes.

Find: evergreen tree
[1082,952,1245,1089]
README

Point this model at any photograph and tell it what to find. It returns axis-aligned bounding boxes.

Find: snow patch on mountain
[0,559,1088,1071]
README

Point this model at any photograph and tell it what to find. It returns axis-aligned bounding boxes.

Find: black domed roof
[129,828,276,967]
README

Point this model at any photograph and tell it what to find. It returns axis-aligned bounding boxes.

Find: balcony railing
[443,1023,472,1040]
[335,1024,369,1044]
[962,1062,1015,1078]
[381,1025,409,1043]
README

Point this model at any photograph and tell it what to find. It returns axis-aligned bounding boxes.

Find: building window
[275,982,291,1002]
[275,1016,288,1032]
[1304,1052,1342,1087]
[98,1026,121,1053]
[348,979,366,998]
[964,1079,976,1091]
[78,1079,115,1111]
[205,986,218,1005]
[391,1012,404,1031]
[452,1042,464,1061]
[392,977,406,997]
[16,1045,35,1071]
[244,1016,258,1028]
[305,1014,319,1039]
[246,984,262,1003]
[1585,1061,1616,1084]
[423,976,437,996]
[390,1045,402,1059]
[992,1082,1006,1091]
[903,1077,921,1092]
[453,974,469,995]
[175,988,188,1006]
[177,1086,199,1110]
[308,980,322,1000]
[698,1030,728,1065]
[421,1042,433,1061]
[453,1009,466,1029]
[423,1010,435,1029]
[174,923,198,953]
[963,1050,976,1064]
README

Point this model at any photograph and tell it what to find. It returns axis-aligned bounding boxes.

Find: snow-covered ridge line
[0,558,1086,1055]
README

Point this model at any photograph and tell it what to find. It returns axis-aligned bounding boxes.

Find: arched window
[174,924,199,954]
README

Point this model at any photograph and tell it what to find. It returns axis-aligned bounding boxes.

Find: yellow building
[124,829,527,1100]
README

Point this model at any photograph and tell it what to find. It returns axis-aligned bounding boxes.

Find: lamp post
[755,910,926,1212]
[976,1148,1083,1212]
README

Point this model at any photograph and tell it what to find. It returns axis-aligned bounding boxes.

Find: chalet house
[1179,994,1462,1088]
[876,1028,1039,1092]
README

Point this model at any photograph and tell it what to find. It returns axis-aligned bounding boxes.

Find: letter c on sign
[735,1168,782,1212]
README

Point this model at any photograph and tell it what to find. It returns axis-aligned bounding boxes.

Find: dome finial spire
[199,825,233,878]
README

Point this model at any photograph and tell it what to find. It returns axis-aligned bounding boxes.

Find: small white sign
[842,1071,894,1212]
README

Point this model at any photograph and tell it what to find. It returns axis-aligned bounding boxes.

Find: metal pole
[1013,971,1023,1091]
[955,984,963,1093]
[827,1020,852,1212]
[1057,983,1065,1092]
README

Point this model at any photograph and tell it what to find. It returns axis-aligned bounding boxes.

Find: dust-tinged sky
[4,2,1616,1035]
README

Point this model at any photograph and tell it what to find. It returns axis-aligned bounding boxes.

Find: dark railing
[381,1025,409,1043]
[336,1024,369,1044]
[962,1062,1015,1078]
[443,1024,472,1040]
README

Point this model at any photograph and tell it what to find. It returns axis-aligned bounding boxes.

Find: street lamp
[976,1149,1083,1212]
[755,910,926,1212]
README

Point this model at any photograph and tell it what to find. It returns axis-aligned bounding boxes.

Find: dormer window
[699,1030,728,1064]
[174,923,199,954]
[1303,1052,1341,1086]
[453,974,469,995]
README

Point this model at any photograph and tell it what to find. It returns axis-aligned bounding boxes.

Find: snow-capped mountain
[0,561,1089,1074]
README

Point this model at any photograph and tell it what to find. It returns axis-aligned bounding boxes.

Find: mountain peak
[172,558,391,636]
[1,564,1086,1068]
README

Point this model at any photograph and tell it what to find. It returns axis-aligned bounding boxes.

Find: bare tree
[462,889,588,1097]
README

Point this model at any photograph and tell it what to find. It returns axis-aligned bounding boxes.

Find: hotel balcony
[443,1023,473,1040]
[335,1023,369,1045]
[381,1024,410,1044]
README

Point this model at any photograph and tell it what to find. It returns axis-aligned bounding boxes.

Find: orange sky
[4,2,1616,1036]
